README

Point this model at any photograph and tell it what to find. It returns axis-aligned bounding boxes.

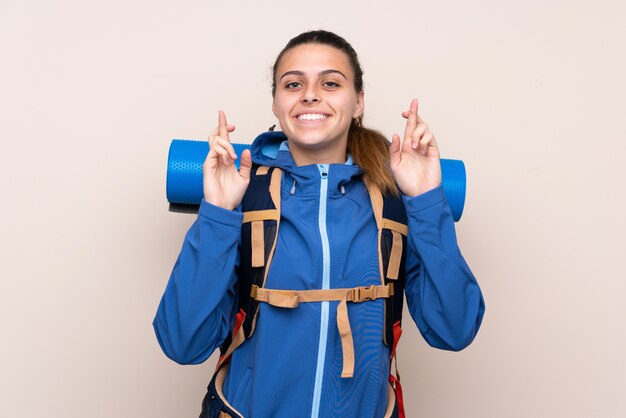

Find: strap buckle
[352,285,375,302]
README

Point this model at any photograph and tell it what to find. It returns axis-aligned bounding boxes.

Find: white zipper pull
[318,164,328,179]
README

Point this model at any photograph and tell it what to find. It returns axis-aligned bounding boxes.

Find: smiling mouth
[296,113,330,121]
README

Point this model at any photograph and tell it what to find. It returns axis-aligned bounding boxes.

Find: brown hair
[272,30,399,196]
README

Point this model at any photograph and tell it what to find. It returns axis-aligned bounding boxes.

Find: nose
[302,85,319,103]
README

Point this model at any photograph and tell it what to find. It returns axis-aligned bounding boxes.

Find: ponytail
[347,117,399,197]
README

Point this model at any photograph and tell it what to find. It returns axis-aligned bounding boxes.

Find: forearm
[403,184,485,350]
[153,200,243,364]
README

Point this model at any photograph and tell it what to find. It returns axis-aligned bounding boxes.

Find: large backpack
[202,164,408,418]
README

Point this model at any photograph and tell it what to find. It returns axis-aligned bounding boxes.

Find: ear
[353,90,365,118]
[272,99,278,118]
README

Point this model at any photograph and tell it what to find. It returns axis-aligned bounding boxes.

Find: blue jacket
[154,132,485,418]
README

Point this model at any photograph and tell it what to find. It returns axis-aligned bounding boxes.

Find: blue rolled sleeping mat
[166,136,467,221]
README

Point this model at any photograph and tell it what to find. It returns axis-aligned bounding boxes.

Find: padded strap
[364,177,383,229]
[268,169,281,219]
[247,167,283,337]
[242,167,281,269]
[262,168,281,289]
[251,284,394,378]
[365,179,408,282]
[364,177,385,286]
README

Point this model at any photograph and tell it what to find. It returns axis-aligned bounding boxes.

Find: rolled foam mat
[167,138,466,221]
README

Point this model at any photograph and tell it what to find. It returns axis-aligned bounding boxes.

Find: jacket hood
[249,131,364,196]
[250,131,296,170]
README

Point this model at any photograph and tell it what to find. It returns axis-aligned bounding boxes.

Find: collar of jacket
[250,131,364,197]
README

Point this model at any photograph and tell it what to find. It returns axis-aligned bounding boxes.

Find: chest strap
[251,283,394,378]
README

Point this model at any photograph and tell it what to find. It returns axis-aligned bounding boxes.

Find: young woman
[154,30,485,418]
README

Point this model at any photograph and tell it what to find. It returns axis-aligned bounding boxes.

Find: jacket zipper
[311,164,330,418]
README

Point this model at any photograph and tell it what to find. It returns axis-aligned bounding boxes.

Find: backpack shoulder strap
[364,176,408,347]
[364,177,409,413]
[363,177,408,280]
[217,164,282,363]
[238,165,282,337]
[241,165,281,267]
[381,190,408,280]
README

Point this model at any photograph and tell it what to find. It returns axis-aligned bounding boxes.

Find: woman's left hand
[389,98,442,197]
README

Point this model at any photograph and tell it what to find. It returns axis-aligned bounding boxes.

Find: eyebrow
[279,69,348,81]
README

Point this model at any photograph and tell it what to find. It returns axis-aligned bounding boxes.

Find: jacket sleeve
[403,184,485,351]
[153,199,243,364]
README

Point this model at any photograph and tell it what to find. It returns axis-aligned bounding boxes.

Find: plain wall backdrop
[1,0,625,417]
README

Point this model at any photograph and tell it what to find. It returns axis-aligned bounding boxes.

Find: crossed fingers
[401,98,436,155]
[208,110,237,166]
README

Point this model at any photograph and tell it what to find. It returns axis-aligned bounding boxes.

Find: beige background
[1,0,625,417]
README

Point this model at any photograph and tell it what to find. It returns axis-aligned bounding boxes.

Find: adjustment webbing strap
[387,230,403,280]
[381,218,407,280]
[243,209,280,223]
[251,283,394,378]
[250,221,265,267]
[243,209,280,268]
[381,218,408,236]
[216,324,245,370]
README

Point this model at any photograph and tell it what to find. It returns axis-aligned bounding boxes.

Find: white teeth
[297,113,328,120]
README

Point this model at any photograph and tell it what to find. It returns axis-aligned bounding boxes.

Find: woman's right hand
[202,111,252,210]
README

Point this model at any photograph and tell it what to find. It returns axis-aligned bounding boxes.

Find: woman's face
[272,43,364,162]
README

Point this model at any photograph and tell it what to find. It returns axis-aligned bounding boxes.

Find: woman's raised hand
[389,98,442,197]
[202,111,252,210]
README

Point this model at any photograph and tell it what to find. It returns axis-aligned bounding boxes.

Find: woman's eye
[323,81,339,88]
[286,82,301,89]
